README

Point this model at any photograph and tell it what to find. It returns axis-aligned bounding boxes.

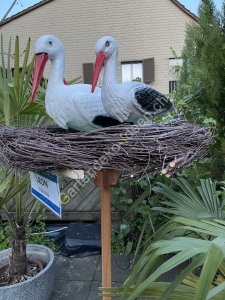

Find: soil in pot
[0,259,43,287]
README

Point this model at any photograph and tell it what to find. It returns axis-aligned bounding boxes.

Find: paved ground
[49,253,132,300]
[49,253,190,300]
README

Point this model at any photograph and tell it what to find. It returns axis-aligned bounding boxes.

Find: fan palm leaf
[152,178,222,219]
[100,217,225,299]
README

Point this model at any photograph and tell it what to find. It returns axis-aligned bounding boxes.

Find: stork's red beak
[91,52,106,93]
[30,53,48,103]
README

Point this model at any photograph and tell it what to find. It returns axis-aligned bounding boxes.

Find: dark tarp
[55,223,101,258]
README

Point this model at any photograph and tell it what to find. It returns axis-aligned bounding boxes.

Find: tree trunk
[8,216,27,276]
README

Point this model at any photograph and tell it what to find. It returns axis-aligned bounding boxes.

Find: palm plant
[0,35,49,126]
[151,177,224,220]
[100,217,225,299]
[100,178,225,299]
[0,34,51,278]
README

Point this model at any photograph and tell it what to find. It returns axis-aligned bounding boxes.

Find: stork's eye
[105,41,110,47]
[48,40,52,45]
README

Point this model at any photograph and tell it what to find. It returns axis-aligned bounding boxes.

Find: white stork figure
[31,35,121,131]
[91,36,173,123]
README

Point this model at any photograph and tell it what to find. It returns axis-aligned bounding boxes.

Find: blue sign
[30,171,61,218]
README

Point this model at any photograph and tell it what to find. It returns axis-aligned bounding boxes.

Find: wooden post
[100,170,111,297]
[93,169,120,299]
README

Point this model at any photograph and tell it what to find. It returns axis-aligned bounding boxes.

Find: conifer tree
[176,0,225,179]
[178,0,225,126]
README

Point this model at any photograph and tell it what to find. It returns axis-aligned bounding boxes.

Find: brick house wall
[0,0,197,94]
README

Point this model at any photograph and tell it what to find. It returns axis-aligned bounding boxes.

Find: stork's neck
[102,50,118,90]
[49,52,65,85]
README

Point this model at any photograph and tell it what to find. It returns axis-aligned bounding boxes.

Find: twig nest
[0,121,214,178]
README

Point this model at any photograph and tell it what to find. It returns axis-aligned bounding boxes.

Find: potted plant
[0,171,55,300]
[0,34,54,299]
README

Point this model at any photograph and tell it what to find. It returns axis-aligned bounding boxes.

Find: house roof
[170,0,198,22]
[0,0,54,26]
[0,0,197,27]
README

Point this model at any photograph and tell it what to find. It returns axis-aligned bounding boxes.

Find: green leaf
[152,178,222,220]
[125,241,133,256]
[124,185,151,218]
[194,237,225,300]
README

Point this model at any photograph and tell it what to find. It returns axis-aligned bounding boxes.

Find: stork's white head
[34,34,65,61]
[92,36,118,93]
[31,35,65,103]
[94,36,118,59]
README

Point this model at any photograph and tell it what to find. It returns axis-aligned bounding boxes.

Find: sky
[179,0,223,15]
[0,0,224,21]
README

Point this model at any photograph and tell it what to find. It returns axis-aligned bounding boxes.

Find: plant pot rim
[0,244,54,289]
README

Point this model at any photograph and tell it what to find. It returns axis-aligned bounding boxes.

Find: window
[121,61,143,82]
[169,80,178,93]
[121,58,155,83]
[169,58,182,80]
[169,58,182,93]
[83,57,155,85]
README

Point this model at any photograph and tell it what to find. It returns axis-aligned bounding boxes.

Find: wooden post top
[92,170,120,188]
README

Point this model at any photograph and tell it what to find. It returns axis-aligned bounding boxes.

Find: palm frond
[102,218,225,299]
[152,178,223,219]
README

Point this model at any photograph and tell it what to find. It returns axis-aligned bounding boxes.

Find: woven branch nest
[0,121,214,179]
